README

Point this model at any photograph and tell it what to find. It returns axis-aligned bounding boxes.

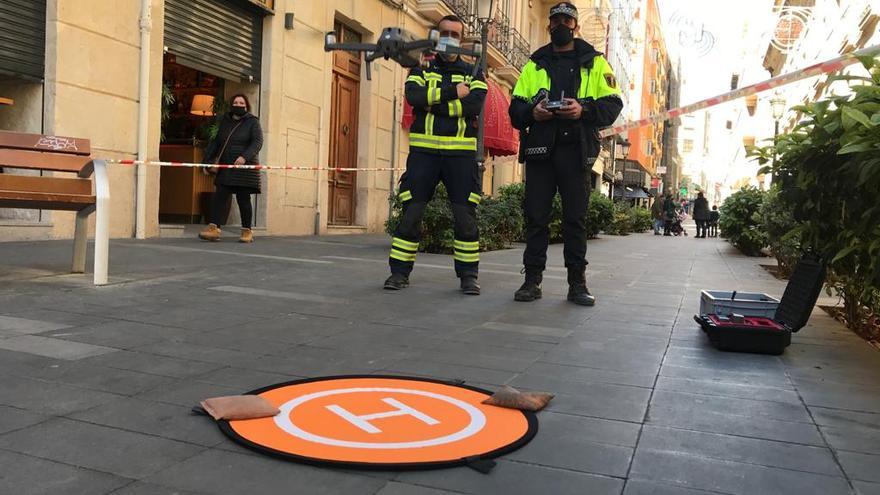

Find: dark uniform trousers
[389,151,481,278]
[523,141,590,271]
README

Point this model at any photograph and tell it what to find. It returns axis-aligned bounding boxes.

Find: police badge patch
[604,73,617,88]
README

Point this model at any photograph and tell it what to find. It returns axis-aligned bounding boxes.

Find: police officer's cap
[548,2,578,20]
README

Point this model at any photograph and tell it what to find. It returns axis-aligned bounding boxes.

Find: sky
[657,0,774,104]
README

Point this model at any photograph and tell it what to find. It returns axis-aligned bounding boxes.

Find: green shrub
[385,183,521,253]
[628,206,654,233]
[586,192,614,239]
[760,186,802,277]
[719,187,768,256]
[604,201,633,236]
[750,56,880,336]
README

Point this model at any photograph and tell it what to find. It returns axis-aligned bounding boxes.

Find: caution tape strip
[598,43,880,138]
[106,45,880,170]
[111,160,400,172]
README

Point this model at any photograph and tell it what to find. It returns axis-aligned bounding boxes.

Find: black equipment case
[694,256,826,355]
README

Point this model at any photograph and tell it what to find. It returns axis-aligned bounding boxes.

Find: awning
[613,186,650,199]
[483,79,518,157]
[401,79,519,157]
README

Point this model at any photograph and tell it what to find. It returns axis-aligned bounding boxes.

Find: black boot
[514,268,543,302]
[383,272,409,290]
[460,275,480,295]
[567,267,596,306]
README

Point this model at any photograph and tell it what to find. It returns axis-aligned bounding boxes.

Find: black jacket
[693,197,710,221]
[204,112,263,193]
[509,39,623,168]
[405,56,487,156]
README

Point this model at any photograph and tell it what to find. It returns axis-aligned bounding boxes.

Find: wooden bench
[0,130,110,285]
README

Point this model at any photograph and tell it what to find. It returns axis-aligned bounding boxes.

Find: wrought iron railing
[441,0,531,70]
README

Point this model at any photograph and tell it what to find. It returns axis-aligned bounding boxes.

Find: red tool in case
[694,257,826,355]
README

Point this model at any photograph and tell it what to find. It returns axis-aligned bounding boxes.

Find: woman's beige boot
[239,228,254,243]
[198,223,221,241]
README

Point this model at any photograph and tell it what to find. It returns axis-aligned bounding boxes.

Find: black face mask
[551,25,574,47]
[231,106,247,117]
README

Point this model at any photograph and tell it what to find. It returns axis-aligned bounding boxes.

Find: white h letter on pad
[326,398,440,433]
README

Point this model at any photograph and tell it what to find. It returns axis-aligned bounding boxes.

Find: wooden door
[328,22,361,226]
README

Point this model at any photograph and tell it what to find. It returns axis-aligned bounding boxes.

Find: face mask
[437,36,460,60]
[551,25,574,47]
[231,106,247,116]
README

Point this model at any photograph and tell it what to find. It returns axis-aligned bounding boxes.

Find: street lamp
[770,92,786,186]
[475,0,495,184]
[609,138,631,200]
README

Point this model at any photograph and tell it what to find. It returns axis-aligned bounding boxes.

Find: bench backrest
[0,131,94,177]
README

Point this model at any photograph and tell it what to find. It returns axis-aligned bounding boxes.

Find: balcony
[414,0,531,85]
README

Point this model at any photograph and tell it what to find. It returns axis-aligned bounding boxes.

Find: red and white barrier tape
[106,45,879,169]
[111,160,399,172]
[598,44,880,138]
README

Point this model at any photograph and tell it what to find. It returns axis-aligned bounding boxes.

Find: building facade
[1,0,584,242]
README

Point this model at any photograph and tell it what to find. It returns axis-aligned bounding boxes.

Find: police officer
[509,2,623,306]
[384,15,488,295]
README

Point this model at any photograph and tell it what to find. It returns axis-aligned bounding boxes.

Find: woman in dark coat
[198,94,263,243]
[693,192,710,239]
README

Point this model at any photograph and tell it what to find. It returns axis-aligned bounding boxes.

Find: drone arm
[324,42,379,53]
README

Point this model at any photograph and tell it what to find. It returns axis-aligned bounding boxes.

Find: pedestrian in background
[663,193,677,236]
[651,193,664,235]
[708,205,720,237]
[199,94,263,243]
[693,192,709,238]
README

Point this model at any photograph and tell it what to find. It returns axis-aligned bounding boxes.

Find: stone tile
[375,482,461,495]
[191,366,302,391]
[629,448,851,495]
[70,396,226,447]
[810,406,880,430]
[524,361,657,388]
[80,350,225,379]
[384,359,517,386]
[660,364,793,389]
[0,335,119,360]
[108,482,203,495]
[0,315,70,336]
[655,376,801,404]
[637,426,842,476]
[793,379,880,414]
[0,374,122,415]
[131,341,259,366]
[135,380,242,408]
[647,394,824,446]
[19,361,177,395]
[837,451,880,483]
[145,449,384,495]
[0,449,129,495]
[0,405,47,434]
[855,481,880,495]
[408,346,539,373]
[506,411,636,476]
[396,460,624,495]
[624,479,725,495]
[820,424,880,455]
[39,320,190,350]
[0,418,203,479]
[511,373,651,423]
[650,390,812,424]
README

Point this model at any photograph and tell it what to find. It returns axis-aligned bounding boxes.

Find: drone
[324,27,483,80]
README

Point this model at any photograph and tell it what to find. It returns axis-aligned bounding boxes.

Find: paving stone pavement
[1,229,879,495]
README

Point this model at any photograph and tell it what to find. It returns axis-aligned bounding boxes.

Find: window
[650,79,657,94]
[646,141,654,155]
[683,139,694,153]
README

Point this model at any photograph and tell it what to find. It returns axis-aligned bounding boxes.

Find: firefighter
[384,15,488,295]
[509,2,623,306]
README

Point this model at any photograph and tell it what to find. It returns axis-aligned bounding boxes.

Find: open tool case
[694,256,826,355]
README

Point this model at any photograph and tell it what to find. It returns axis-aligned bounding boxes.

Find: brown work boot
[239,228,254,243]
[198,223,221,241]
